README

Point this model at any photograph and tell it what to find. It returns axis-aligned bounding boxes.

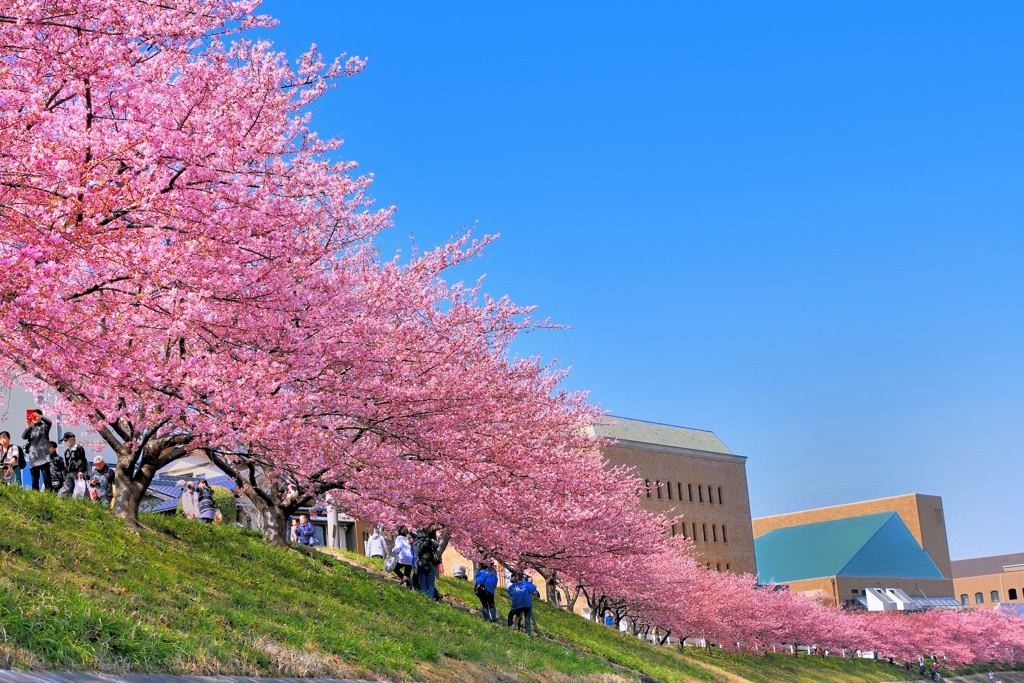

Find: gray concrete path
[0,674,388,683]
[946,674,1024,683]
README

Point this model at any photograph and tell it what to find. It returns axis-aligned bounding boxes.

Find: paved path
[0,674,389,683]
[946,674,1024,683]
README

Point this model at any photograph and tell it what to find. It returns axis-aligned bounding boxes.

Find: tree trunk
[248,492,290,547]
[111,462,147,529]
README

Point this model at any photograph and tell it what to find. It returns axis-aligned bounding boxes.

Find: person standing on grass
[414,525,450,600]
[474,559,499,622]
[46,441,62,493]
[181,481,199,519]
[0,432,24,487]
[506,571,540,636]
[392,526,415,588]
[195,479,216,523]
[21,410,52,492]
[53,433,88,498]
[367,526,388,559]
[88,456,114,507]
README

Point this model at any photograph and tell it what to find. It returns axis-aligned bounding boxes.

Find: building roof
[951,552,1024,579]
[755,511,945,584]
[590,416,733,455]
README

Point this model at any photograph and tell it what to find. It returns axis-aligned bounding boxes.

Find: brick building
[590,416,757,576]
[752,494,956,606]
[951,552,1024,608]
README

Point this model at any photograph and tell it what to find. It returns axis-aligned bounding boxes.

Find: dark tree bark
[97,416,191,529]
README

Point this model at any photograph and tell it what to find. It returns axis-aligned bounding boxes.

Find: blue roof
[755,511,945,584]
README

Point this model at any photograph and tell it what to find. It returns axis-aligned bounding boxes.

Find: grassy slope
[0,486,917,682]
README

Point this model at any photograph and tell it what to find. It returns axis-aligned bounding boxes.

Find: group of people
[179,479,220,523]
[366,523,540,634]
[0,410,114,506]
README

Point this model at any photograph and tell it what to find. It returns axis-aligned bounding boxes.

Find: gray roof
[591,416,733,455]
[951,552,1024,579]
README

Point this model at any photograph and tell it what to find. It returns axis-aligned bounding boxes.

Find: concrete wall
[752,493,952,578]
[601,441,757,575]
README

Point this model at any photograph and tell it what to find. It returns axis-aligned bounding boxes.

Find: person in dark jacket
[195,479,216,523]
[88,456,115,507]
[414,525,450,600]
[53,433,88,498]
[22,410,52,492]
[295,514,318,546]
[47,441,62,492]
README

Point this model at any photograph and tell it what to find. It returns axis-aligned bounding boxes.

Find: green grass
[0,485,919,682]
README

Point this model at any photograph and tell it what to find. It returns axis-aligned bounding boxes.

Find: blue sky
[260,1,1024,559]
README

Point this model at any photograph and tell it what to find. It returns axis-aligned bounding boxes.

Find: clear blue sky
[260,1,1024,560]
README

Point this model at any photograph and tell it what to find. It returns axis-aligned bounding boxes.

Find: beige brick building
[952,552,1024,608]
[752,494,956,605]
[590,416,757,576]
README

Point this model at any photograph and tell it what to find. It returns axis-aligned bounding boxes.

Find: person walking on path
[474,559,499,622]
[507,571,540,635]
[392,526,415,588]
[21,410,52,492]
[195,479,217,523]
[52,433,88,498]
[0,432,24,486]
[295,514,318,546]
[88,456,114,507]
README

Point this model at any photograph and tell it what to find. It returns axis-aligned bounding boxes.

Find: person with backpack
[506,571,540,635]
[474,559,499,622]
[195,479,217,523]
[0,431,25,487]
[21,410,53,492]
[414,525,450,600]
[52,432,88,498]
[88,455,114,507]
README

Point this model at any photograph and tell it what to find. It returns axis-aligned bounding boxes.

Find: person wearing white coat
[366,527,389,559]
[392,525,414,588]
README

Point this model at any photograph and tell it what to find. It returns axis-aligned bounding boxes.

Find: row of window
[645,480,724,505]
[670,521,729,544]
[961,588,1019,605]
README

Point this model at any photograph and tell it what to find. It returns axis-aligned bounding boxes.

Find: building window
[692,522,698,539]
[670,523,677,536]
[698,486,704,503]
[645,479,651,498]
[1009,588,1018,601]
[718,487,723,505]
[656,480,662,499]
[726,563,731,571]
[991,590,1000,603]
[688,483,693,502]
[702,524,708,542]
[712,525,718,542]
[680,524,686,539]
[975,592,984,605]
[667,481,672,500]
[678,482,683,501]
[934,508,944,526]
[722,525,728,543]
[960,594,969,606]
[707,485,713,504]
[716,563,721,572]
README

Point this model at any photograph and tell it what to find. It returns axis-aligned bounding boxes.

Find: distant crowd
[0,409,114,505]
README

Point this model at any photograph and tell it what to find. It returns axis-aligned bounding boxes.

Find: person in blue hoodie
[506,571,540,635]
[474,560,499,622]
